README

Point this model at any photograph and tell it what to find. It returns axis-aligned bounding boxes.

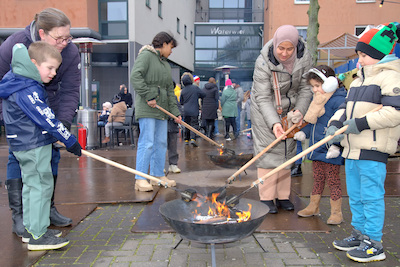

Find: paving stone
[92,256,114,266]
[76,251,100,264]
[62,245,88,258]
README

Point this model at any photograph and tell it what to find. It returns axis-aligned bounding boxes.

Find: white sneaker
[168,165,181,173]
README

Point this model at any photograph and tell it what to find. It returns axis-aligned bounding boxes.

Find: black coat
[179,75,206,117]
[201,82,219,120]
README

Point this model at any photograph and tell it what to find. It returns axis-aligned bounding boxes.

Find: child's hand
[325,126,344,145]
[343,119,361,134]
[293,131,306,141]
[326,145,341,159]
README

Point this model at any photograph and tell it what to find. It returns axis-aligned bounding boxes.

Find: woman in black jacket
[201,77,219,139]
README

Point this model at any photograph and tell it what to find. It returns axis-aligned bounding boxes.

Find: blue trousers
[7,146,61,180]
[135,118,167,179]
[345,159,386,241]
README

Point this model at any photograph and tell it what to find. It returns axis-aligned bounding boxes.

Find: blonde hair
[28,41,62,65]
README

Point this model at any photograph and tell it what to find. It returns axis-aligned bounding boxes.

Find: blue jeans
[235,107,241,134]
[135,118,167,179]
[7,146,61,180]
[345,159,386,241]
[214,120,220,134]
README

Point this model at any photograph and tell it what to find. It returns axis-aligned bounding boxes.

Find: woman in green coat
[130,32,181,192]
[221,79,238,141]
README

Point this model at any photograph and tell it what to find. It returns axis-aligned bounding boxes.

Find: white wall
[129,0,195,71]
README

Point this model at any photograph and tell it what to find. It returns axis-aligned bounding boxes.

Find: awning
[317,33,359,67]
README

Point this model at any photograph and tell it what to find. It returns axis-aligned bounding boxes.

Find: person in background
[118,84,133,108]
[193,76,200,87]
[251,25,313,214]
[232,79,244,135]
[201,77,219,139]
[242,90,252,139]
[221,79,238,141]
[0,7,81,236]
[327,22,400,263]
[130,31,180,192]
[167,81,182,174]
[101,97,127,144]
[294,65,346,225]
[180,72,206,147]
[98,101,112,127]
[0,42,81,250]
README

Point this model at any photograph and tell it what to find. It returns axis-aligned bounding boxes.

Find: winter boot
[327,198,343,225]
[297,194,321,217]
[5,178,25,237]
[50,175,72,227]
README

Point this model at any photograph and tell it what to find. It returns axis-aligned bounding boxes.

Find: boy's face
[309,79,325,94]
[32,57,61,83]
[357,51,380,67]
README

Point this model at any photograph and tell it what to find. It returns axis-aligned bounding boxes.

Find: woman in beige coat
[251,25,313,213]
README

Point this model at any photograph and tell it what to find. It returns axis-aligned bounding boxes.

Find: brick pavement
[33,197,400,267]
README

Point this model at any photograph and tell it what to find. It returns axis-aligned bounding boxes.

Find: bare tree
[307,0,320,66]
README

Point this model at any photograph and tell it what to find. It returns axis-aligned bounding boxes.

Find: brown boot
[151,176,176,187]
[327,198,343,225]
[134,179,153,191]
[297,194,321,217]
[102,136,110,143]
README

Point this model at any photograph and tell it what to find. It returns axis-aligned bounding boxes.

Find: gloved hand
[293,131,306,141]
[60,120,71,131]
[326,145,341,159]
[343,119,361,134]
[287,110,303,124]
[66,141,82,157]
[325,125,344,145]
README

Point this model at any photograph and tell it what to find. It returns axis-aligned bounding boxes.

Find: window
[355,25,369,36]
[99,0,128,39]
[356,0,375,2]
[146,0,150,8]
[184,25,187,39]
[190,31,193,45]
[158,0,162,18]
[294,0,310,4]
[296,27,308,41]
[177,18,180,33]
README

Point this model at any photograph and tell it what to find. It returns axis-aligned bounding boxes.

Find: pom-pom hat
[225,79,232,86]
[193,76,200,82]
[355,22,399,60]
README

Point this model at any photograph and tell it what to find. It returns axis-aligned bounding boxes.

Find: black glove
[66,141,82,157]
[60,120,72,131]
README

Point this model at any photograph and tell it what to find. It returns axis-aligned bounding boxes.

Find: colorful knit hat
[355,22,400,60]
[225,79,232,86]
[193,76,200,82]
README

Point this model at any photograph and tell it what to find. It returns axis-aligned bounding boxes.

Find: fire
[218,148,224,155]
[192,193,252,224]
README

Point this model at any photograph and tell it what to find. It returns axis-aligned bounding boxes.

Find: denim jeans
[135,118,167,180]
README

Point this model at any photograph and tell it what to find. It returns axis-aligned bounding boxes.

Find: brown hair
[28,41,62,65]
[152,31,178,48]
[34,8,71,33]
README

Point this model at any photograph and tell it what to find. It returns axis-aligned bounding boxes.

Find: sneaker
[346,238,386,263]
[261,200,278,214]
[225,135,232,141]
[22,228,62,243]
[151,176,176,187]
[27,231,69,251]
[184,140,189,145]
[333,229,363,251]
[168,164,181,173]
[275,199,294,211]
[190,139,198,147]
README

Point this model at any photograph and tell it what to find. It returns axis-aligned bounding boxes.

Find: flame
[192,193,252,223]
[218,148,224,155]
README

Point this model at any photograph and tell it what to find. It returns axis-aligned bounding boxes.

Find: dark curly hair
[152,31,178,48]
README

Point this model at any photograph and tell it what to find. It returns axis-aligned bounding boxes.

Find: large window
[209,0,253,23]
[195,24,263,69]
[99,0,128,39]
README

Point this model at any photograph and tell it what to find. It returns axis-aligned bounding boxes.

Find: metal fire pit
[159,198,269,267]
[159,198,268,244]
[207,150,253,169]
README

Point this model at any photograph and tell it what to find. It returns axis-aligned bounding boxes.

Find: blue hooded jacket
[0,44,77,152]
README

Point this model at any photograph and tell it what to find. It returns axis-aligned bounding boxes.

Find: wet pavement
[0,132,399,266]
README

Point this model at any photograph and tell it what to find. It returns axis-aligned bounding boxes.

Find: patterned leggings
[312,161,342,200]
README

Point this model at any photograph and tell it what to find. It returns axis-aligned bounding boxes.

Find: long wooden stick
[226,123,300,184]
[156,105,223,148]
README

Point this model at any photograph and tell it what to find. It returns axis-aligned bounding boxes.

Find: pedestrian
[193,75,200,87]
[180,72,206,147]
[242,90,252,138]
[101,97,127,144]
[220,79,238,141]
[201,77,219,139]
[130,31,180,191]
[167,81,182,174]
[0,7,81,236]
[251,25,313,214]
[118,84,133,108]
[232,79,244,135]
[0,42,82,250]
[98,101,112,127]
[326,22,400,263]
[294,65,346,225]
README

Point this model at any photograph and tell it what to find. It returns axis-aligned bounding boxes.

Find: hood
[0,44,41,99]
[138,44,160,57]
[181,74,193,87]
[204,82,217,90]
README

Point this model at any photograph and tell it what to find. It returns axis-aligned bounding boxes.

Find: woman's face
[160,42,174,58]
[39,25,72,53]
[275,41,295,62]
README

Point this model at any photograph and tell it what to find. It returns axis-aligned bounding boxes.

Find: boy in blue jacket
[0,42,81,250]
